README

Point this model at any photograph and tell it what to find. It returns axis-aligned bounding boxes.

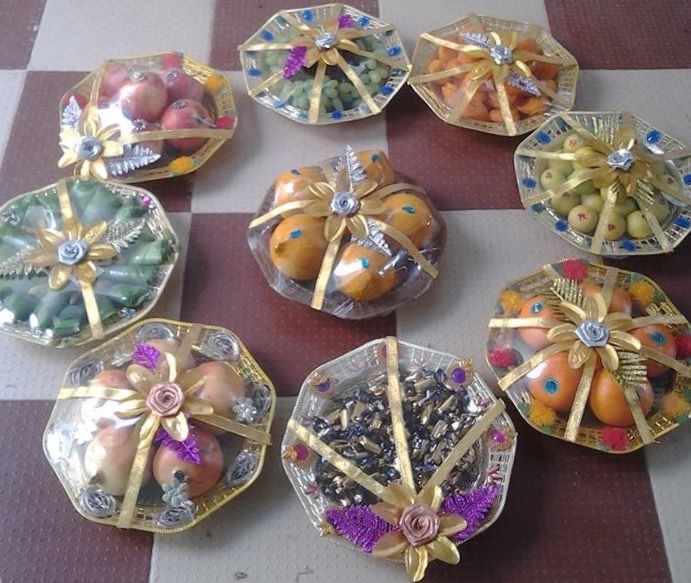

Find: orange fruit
[528,60,560,80]
[631,324,677,377]
[378,192,434,247]
[589,368,653,426]
[526,352,582,413]
[518,295,560,350]
[270,214,328,280]
[333,243,397,302]
[514,39,541,54]
[581,280,632,315]
[273,166,325,210]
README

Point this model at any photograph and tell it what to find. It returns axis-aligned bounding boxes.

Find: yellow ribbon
[410,30,566,136]
[248,162,439,311]
[239,9,405,123]
[517,113,691,254]
[491,266,691,444]
[25,179,117,338]
[58,325,271,528]
[288,337,505,581]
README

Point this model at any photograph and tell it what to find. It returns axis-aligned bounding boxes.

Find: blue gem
[555,219,568,232]
[360,258,370,268]
[301,9,313,21]
[621,239,636,251]
[543,378,559,394]
[371,153,380,161]
[674,216,691,228]
[247,68,262,77]
[531,203,544,213]
[646,129,661,144]
[387,46,402,57]
[358,15,370,26]
[530,301,544,314]
[522,177,538,188]
[537,131,552,144]
[684,174,691,185]
[290,168,300,175]
[381,85,393,95]
[260,30,274,41]
[651,331,666,346]
[402,205,416,214]
[331,110,343,119]
[289,229,303,239]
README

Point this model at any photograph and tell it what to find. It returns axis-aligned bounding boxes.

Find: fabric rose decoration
[399,504,440,546]
[146,382,184,417]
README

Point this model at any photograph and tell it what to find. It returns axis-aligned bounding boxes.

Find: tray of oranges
[486,258,691,453]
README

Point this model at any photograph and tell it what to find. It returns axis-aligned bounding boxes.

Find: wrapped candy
[486,259,691,453]
[238,4,410,124]
[514,111,691,255]
[248,147,445,319]
[0,177,178,347]
[409,14,578,136]
[283,337,516,581]
[43,319,275,532]
[58,52,237,182]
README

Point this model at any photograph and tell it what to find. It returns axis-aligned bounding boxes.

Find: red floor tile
[0,401,152,583]
[424,408,670,582]
[210,0,379,70]
[545,0,691,69]
[181,213,396,395]
[386,86,523,211]
[0,0,46,69]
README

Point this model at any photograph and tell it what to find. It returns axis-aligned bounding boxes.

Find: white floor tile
[0,70,26,165]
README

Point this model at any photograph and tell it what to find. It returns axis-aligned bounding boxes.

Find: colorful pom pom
[528,399,556,428]
[500,290,524,316]
[600,426,630,451]
[628,280,656,307]
[204,75,226,94]
[488,348,516,368]
[215,115,235,130]
[675,334,691,360]
[169,156,195,175]
[660,392,691,421]
[562,259,588,281]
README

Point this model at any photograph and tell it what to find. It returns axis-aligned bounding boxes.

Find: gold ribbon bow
[240,7,406,123]
[288,337,506,581]
[517,112,691,254]
[409,26,566,135]
[58,326,272,528]
[249,156,439,311]
[25,179,116,338]
[489,265,691,443]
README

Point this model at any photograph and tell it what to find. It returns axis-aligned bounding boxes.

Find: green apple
[569,177,595,196]
[613,197,638,216]
[568,204,599,234]
[572,146,595,170]
[581,193,604,212]
[540,168,566,190]
[547,158,574,175]
[627,210,653,239]
[549,190,581,217]
[562,132,586,153]
[602,211,626,240]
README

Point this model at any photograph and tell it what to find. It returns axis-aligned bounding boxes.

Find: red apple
[100,62,135,97]
[115,71,168,121]
[153,429,223,497]
[90,368,132,389]
[162,68,204,103]
[193,361,247,434]
[84,425,153,496]
[160,99,212,153]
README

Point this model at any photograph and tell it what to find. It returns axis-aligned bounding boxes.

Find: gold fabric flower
[26,218,117,290]
[59,108,123,180]
[372,484,467,582]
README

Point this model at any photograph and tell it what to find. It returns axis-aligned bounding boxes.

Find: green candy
[100,264,156,285]
[31,290,74,330]
[96,296,119,323]
[0,284,13,301]
[52,304,86,337]
[113,198,147,221]
[99,283,149,308]
[79,188,121,225]
[2,292,40,322]
[129,239,170,265]
[69,179,108,212]
[0,224,35,261]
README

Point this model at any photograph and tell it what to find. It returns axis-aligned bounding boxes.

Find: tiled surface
[0,2,690,582]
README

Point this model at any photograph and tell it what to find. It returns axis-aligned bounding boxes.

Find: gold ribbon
[517,113,691,254]
[239,9,406,123]
[58,325,271,528]
[248,165,438,311]
[410,29,566,136]
[491,266,691,444]
[25,179,117,338]
[287,337,505,581]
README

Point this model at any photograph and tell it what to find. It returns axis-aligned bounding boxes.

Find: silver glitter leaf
[107,144,161,176]
[506,72,541,96]
[79,486,118,518]
[61,95,83,129]
[106,219,146,252]
[352,219,392,256]
[460,31,492,49]
[157,500,197,528]
[227,450,259,486]
[0,246,41,278]
[338,144,366,188]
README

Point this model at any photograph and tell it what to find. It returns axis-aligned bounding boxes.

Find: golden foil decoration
[487,259,691,453]
[515,111,691,256]
[58,53,237,182]
[409,14,578,136]
[44,319,277,533]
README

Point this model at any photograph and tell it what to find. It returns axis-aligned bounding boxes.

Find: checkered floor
[1,1,690,581]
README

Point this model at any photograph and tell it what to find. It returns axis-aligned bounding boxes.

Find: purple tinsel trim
[325,485,500,553]
[132,342,161,371]
[155,424,201,465]
[338,14,354,28]
[283,46,308,78]
[442,485,500,542]
[326,505,396,552]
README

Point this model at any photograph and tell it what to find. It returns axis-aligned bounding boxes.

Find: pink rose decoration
[146,382,184,416]
[399,504,439,546]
